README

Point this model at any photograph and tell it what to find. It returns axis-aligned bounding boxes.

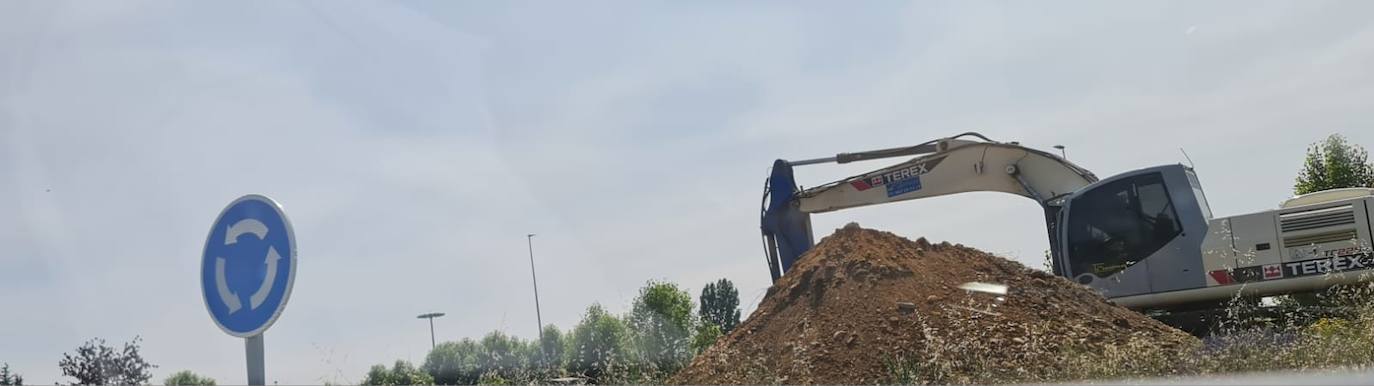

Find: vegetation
[566,303,633,383]
[58,336,155,385]
[163,370,215,386]
[627,280,696,376]
[366,278,743,384]
[475,331,537,381]
[884,283,1374,384]
[1294,134,1374,195]
[538,325,565,370]
[698,278,741,334]
[689,323,723,355]
[361,360,433,385]
[0,363,21,386]
[421,339,483,385]
[1053,287,1374,382]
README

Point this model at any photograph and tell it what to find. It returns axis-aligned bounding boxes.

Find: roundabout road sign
[201,194,297,338]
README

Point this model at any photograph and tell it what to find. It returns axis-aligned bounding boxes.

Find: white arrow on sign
[215,218,284,314]
[215,257,242,313]
[249,247,283,309]
[226,218,268,245]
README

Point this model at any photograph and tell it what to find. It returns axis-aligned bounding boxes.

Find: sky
[3,0,1374,384]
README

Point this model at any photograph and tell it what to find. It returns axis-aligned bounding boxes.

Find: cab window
[1068,172,1182,278]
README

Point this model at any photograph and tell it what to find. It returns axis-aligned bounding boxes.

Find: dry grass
[884,282,1374,384]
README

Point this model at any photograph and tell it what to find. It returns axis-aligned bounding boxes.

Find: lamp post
[1053,145,1067,159]
[526,234,545,365]
[417,312,445,350]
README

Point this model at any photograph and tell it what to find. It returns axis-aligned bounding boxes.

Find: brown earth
[671,224,1199,384]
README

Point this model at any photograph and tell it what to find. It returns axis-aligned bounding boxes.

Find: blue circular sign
[201,195,297,338]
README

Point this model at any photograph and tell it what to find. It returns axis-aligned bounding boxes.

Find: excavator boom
[761,133,1098,281]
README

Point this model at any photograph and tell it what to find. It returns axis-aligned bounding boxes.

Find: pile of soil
[672,224,1198,384]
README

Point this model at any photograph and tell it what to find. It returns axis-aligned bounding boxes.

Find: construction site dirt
[671,224,1198,384]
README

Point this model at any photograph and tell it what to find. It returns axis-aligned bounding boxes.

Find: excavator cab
[1057,165,1212,299]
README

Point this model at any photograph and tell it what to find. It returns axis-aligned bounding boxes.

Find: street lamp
[1053,145,1067,159]
[526,234,545,365]
[417,312,445,350]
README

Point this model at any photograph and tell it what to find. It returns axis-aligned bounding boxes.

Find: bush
[424,339,482,385]
[361,360,433,385]
[163,370,215,386]
[567,304,633,383]
[627,280,695,376]
[689,323,722,355]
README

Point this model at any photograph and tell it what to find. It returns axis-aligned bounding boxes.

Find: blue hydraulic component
[761,159,814,282]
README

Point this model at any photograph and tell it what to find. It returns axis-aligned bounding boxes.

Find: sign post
[246,335,265,385]
[202,195,297,386]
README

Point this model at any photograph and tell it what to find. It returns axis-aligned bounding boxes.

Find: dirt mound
[672,224,1198,384]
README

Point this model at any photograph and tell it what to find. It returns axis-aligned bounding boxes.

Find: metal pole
[526,234,545,366]
[417,313,445,352]
[246,334,265,386]
[428,317,436,350]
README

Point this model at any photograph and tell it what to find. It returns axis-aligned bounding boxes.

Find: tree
[567,303,631,382]
[539,325,566,370]
[163,370,215,386]
[363,366,388,386]
[689,323,723,354]
[627,280,695,374]
[1294,134,1374,195]
[361,360,433,385]
[476,331,532,381]
[421,333,540,385]
[1289,134,1374,310]
[58,337,155,385]
[698,278,741,334]
[0,363,22,386]
[423,339,482,385]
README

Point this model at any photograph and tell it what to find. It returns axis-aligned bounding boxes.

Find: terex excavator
[761,132,1374,329]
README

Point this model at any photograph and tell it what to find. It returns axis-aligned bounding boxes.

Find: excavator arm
[761,132,1099,281]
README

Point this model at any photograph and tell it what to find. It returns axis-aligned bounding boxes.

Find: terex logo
[1282,252,1374,278]
[850,156,947,191]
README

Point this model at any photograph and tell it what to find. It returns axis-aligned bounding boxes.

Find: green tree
[58,337,156,385]
[627,280,695,374]
[476,331,532,380]
[567,303,631,382]
[689,323,723,354]
[539,325,565,370]
[163,370,215,386]
[1294,134,1374,195]
[0,363,22,386]
[698,278,741,334]
[423,339,482,385]
[363,364,390,385]
[361,360,433,385]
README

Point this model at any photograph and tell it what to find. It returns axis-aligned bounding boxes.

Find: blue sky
[3,1,1374,384]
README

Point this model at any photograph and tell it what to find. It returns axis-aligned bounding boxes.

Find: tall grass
[885,282,1374,384]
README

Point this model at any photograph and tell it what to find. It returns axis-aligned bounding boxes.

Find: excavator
[761,132,1374,332]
